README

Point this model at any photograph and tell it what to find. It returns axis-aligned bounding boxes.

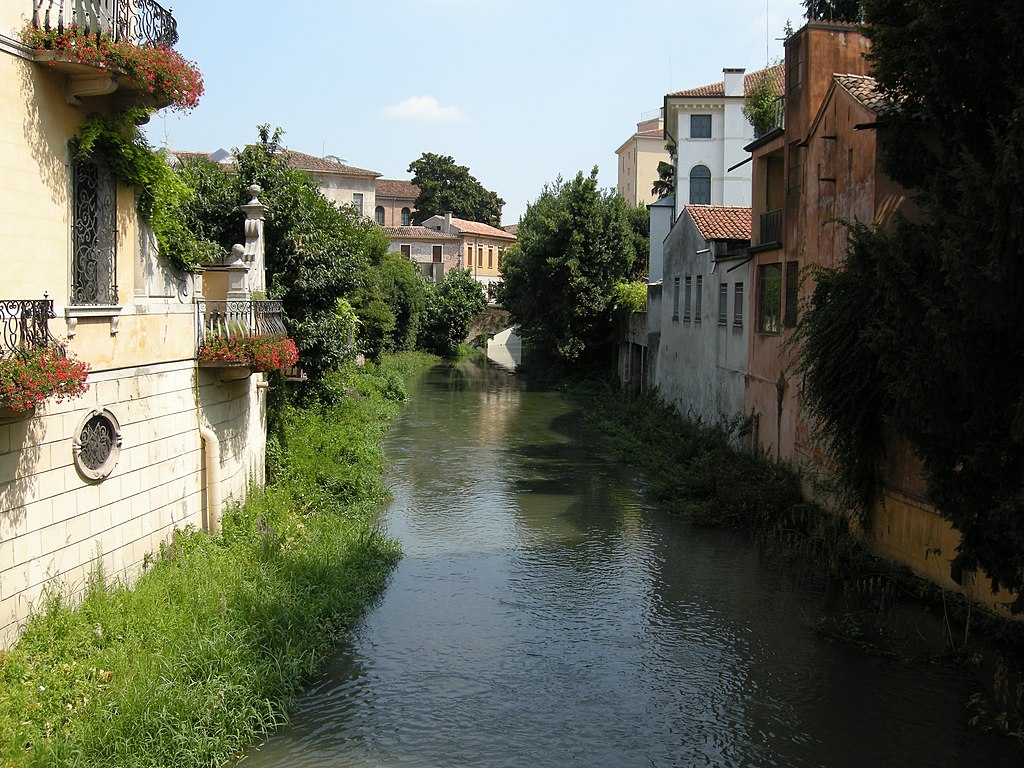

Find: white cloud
[381,96,466,123]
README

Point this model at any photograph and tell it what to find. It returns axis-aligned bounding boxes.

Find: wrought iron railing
[32,0,179,48]
[195,300,287,347]
[1,298,60,358]
[759,209,783,246]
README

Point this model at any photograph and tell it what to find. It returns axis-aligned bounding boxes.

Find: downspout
[199,426,222,534]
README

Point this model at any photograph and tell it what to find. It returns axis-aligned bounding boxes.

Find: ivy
[73,111,222,271]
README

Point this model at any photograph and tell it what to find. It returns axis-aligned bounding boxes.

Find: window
[672,277,680,321]
[689,165,711,205]
[787,142,802,194]
[72,155,117,305]
[498,248,504,268]
[432,245,443,263]
[488,246,493,268]
[733,282,744,327]
[683,275,692,321]
[400,244,411,258]
[758,264,782,334]
[401,207,411,226]
[690,114,712,139]
[477,246,484,267]
[784,261,799,327]
[352,193,364,216]
[375,206,385,225]
[466,244,473,267]
[718,283,728,325]
[788,39,802,92]
[694,275,703,323]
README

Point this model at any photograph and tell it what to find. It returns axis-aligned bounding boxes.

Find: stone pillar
[242,184,267,294]
[225,245,249,301]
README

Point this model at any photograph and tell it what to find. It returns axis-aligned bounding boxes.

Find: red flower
[0,345,90,413]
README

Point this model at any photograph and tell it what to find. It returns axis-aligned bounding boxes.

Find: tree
[802,0,863,21]
[408,152,505,226]
[797,0,1024,606]
[651,160,674,201]
[498,169,635,371]
[418,269,488,357]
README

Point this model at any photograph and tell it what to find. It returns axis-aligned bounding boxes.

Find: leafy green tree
[408,152,505,226]
[651,160,675,201]
[797,0,1024,605]
[624,202,651,280]
[742,65,783,137]
[802,0,863,21]
[418,269,488,357]
[498,169,635,371]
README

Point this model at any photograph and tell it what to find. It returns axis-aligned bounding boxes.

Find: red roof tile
[669,64,784,98]
[382,226,458,241]
[685,205,751,241]
[448,217,517,240]
[281,150,380,177]
[834,74,895,115]
[376,179,420,199]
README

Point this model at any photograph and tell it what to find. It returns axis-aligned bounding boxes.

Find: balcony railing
[759,209,783,246]
[754,96,785,139]
[195,300,287,348]
[32,0,178,48]
[1,298,59,358]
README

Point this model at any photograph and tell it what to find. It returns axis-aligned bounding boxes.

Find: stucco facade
[421,214,516,297]
[0,14,270,646]
[382,225,460,282]
[283,151,380,217]
[616,115,669,207]
[655,206,750,425]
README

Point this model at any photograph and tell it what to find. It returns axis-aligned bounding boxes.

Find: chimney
[723,68,745,97]
[443,211,452,234]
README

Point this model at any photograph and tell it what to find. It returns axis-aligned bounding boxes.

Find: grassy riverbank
[0,352,437,768]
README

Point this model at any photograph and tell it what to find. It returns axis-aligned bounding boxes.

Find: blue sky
[147,0,806,225]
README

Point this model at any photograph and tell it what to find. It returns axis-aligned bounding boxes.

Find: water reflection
[238,363,1020,768]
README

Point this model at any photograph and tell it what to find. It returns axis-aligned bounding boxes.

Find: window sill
[65,305,123,337]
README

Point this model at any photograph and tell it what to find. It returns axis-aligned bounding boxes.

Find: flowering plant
[0,346,91,413]
[21,25,204,112]
[198,336,299,372]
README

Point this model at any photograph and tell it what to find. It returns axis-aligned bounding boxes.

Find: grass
[0,352,438,768]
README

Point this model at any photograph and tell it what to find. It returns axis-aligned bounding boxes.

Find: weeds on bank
[0,352,437,768]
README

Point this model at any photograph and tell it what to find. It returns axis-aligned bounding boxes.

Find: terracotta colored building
[375,178,420,227]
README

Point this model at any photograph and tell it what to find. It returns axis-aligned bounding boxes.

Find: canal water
[240,362,1020,767]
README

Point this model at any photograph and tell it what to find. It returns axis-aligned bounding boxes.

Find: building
[382,225,460,283]
[0,1,279,646]
[654,205,751,425]
[281,151,381,217]
[615,113,670,207]
[421,213,517,296]
[664,64,783,218]
[375,179,419,226]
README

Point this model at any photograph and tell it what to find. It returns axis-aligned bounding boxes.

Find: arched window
[375,206,385,225]
[401,207,411,226]
[689,165,711,205]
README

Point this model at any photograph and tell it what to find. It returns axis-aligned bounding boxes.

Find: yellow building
[421,213,516,298]
[0,1,276,646]
[615,113,669,207]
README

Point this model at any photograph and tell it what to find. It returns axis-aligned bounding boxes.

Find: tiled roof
[834,74,895,115]
[637,128,664,138]
[167,150,218,165]
[448,217,517,240]
[376,179,420,199]
[282,150,380,177]
[685,205,751,241]
[503,224,519,236]
[382,226,459,241]
[669,64,784,98]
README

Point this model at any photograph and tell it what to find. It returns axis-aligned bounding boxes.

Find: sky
[147,0,807,225]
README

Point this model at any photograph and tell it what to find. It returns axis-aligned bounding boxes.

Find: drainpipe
[199,426,222,534]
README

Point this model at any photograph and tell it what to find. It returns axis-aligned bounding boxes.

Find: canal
[240,362,1019,767]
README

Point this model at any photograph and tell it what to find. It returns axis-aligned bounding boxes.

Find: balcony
[753,96,785,139]
[32,0,178,48]
[1,298,59,357]
[758,209,783,248]
[196,300,291,380]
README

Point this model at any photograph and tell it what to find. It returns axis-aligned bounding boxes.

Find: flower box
[197,336,299,374]
[0,346,91,414]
